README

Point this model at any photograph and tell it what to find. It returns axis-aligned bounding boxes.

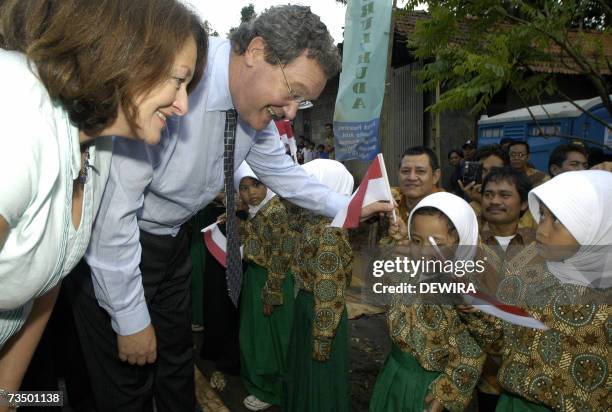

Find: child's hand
[263,304,274,316]
[591,161,612,172]
[216,213,227,224]
[312,337,332,362]
[236,195,248,212]
[388,211,407,242]
[424,393,444,412]
[457,304,477,313]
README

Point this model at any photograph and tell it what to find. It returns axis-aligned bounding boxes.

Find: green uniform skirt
[239,263,294,405]
[495,393,552,411]
[284,290,350,412]
[369,343,441,412]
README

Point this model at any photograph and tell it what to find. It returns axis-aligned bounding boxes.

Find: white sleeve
[246,124,349,218]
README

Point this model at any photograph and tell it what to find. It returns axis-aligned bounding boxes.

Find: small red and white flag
[275,120,297,163]
[427,238,548,330]
[464,292,549,330]
[201,222,243,268]
[331,153,395,229]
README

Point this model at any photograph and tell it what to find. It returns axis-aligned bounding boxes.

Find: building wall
[437,107,478,191]
[292,76,339,145]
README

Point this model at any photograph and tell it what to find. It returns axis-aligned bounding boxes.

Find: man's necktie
[224,109,242,307]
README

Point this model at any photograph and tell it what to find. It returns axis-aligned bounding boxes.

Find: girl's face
[536,203,580,260]
[410,213,459,260]
[238,177,268,207]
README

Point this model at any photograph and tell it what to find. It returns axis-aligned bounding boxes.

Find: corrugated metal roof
[478,96,609,124]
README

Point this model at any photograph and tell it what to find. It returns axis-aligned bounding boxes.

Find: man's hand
[424,393,444,412]
[360,201,395,222]
[458,180,482,204]
[117,323,157,366]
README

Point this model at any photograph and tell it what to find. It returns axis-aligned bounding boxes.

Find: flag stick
[377,153,397,223]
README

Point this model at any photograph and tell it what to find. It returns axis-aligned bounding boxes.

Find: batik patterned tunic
[240,196,296,305]
[386,298,486,411]
[466,261,611,411]
[289,208,353,360]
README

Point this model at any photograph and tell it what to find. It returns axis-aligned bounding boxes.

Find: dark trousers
[64,228,195,412]
[197,205,240,374]
[20,285,95,412]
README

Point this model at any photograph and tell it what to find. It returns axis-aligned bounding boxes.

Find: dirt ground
[194,310,390,412]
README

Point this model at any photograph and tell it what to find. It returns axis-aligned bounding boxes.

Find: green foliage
[403,0,612,119]
[240,3,256,24]
[228,3,257,37]
[203,20,219,37]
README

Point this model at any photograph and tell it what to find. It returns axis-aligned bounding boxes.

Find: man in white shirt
[66,6,391,411]
[480,166,535,253]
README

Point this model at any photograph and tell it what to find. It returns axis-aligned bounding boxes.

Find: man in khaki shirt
[380,146,443,244]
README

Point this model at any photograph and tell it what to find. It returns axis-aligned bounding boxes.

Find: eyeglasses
[273,53,313,110]
[509,152,527,159]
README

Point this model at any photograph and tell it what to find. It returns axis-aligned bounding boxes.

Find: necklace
[77,147,91,185]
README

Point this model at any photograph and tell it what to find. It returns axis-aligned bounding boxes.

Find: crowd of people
[0,1,610,412]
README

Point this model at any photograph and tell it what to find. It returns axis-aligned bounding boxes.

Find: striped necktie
[224,109,242,306]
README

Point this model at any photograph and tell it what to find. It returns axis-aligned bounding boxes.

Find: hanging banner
[333,0,393,162]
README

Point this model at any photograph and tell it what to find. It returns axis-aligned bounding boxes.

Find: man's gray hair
[230,5,341,79]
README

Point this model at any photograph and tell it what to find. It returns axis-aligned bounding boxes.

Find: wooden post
[433,81,441,163]
[380,0,397,159]
[372,0,397,247]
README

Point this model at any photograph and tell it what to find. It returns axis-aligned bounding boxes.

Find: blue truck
[477,96,612,171]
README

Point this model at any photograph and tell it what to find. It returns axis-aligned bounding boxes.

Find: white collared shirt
[85,38,350,335]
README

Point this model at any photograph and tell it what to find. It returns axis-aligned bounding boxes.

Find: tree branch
[500,8,612,116]
[594,0,612,18]
[514,86,608,148]
[514,87,548,140]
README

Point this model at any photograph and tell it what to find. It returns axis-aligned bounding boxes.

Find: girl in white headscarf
[370,192,485,412]
[528,170,612,289]
[486,170,612,412]
[234,162,296,411]
[284,160,354,412]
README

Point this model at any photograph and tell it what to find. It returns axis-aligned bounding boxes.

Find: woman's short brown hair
[1,0,208,136]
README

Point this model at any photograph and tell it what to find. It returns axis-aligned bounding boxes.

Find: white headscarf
[528,170,612,288]
[301,159,354,196]
[408,192,479,261]
[234,161,276,218]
